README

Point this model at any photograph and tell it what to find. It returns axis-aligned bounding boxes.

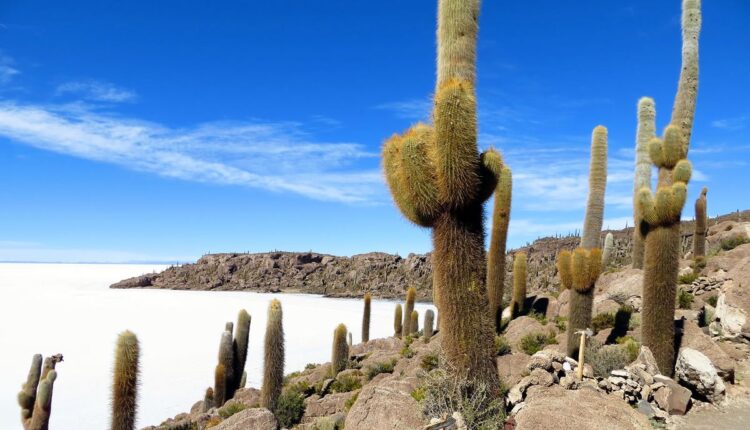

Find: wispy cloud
[374,98,431,120]
[0,101,382,203]
[711,114,748,131]
[56,80,138,103]
[0,240,192,263]
[509,216,632,241]
[0,54,19,84]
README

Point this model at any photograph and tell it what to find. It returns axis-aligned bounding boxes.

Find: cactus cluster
[381,0,501,389]
[18,354,62,430]
[212,309,251,407]
[362,293,371,343]
[511,252,527,318]
[632,97,656,269]
[331,323,349,376]
[562,248,602,357]
[261,299,284,412]
[693,187,708,263]
[112,331,140,430]
[487,165,512,332]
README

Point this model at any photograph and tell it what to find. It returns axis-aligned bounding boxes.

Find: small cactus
[403,287,416,336]
[410,310,419,335]
[18,354,62,430]
[331,323,349,376]
[260,299,284,412]
[556,250,573,291]
[693,187,708,262]
[394,304,403,338]
[362,293,371,343]
[511,252,527,318]
[602,232,614,269]
[423,309,435,342]
[214,364,227,407]
[112,331,140,430]
[201,387,214,413]
[216,330,233,405]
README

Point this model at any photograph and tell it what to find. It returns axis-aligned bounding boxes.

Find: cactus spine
[511,252,527,318]
[693,187,708,262]
[381,0,500,391]
[602,232,614,269]
[232,309,251,396]
[215,330,233,406]
[565,248,602,357]
[214,364,226,408]
[331,323,349,376]
[633,97,656,269]
[403,287,416,336]
[362,293,371,343]
[640,0,701,376]
[424,309,435,342]
[581,126,608,250]
[261,299,284,412]
[487,165,512,332]
[394,304,403,338]
[410,310,419,335]
[556,250,573,291]
[112,331,140,430]
[18,354,61,430]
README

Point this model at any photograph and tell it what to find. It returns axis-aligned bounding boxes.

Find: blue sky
[0,1,748,263]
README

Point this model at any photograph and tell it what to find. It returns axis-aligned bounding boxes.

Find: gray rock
[212,408,277,430]
[675,348,726,403]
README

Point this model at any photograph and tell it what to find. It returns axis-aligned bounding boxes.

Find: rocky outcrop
[212,408,277,430]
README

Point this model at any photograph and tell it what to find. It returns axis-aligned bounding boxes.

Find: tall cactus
[232,309,251,396]
[511,252,527,318]
[112,331,140,430]
[602,232,614,269]
[402,287,416,336]
[693,187,708,262]
[381,0,500,390]
[487,165,512,332]
[362,293,371,343]
[215,330,233,406]
[18,354,62,430]
[640,0,701,376]
[331,323,349,376]
[556,250,573,291]
[581,126,608,249]
[566,248,602,357]
[261,299,284,412]
[394,304,403,338]
[424,309,435,342]
[633,97,656,269]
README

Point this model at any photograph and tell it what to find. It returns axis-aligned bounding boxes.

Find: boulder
[711,289,747,339]
[595,268,643,311]
[557,289,570,318]
[497,353,532,387]
[504,316,547,351]
[594,299,620,316]
[679,320,735,381]
[302,391,358,423]
[652,375,692,415]
[675,348,726,403]
[344,376,424,430]
[513,385,650,429]
[212,408,277,430]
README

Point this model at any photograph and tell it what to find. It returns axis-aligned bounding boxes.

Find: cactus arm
[437,0,479,86]
[670,0,701,157]
[487,164,512,331]
[581,126,608,249]
[633,97,655,269]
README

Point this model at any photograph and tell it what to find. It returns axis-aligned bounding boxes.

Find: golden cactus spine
[581,126,608,250]
[111,331,140,430]
[260,299,284,411]
[331,323,349,376]
[403,287,416,336]
[633,97,656,269]
[213,365,226,408]
[362,293,371,343]
[381,0,500,390]
[511,252,527,318]
[424,309,435,342]
[565,248,602,357]
[487,165,512,332]
[602,232,614,269]
[693,187,708,261]
[556,250,573,291]
[640,0,701,376]
[18,354,62,430]
[394,304,403,338]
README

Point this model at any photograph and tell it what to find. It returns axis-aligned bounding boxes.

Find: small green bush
[555,316,567,332]
[677,289,694,310]
[591,312,616,334]
[400,346,416,358]
[519,332,556,355]
[678,272,698,285]
[616,336,640,362]
[587,340,632,378]
[364,359,397,380]
[305,363,318,370]
[494,336,511,356]
[706,295,718,307]
[421,353,439,371]
[411,387,426,402]
[330,374,362,393]
[274,388,306,428]
[720,236,750,251]
[218,401,247,419]
[344,392,358,411]
[527,310,548,325]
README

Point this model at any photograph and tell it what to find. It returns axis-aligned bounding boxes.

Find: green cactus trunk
[28,370,56,430]
[403,287,416,336]
[112,331,140,430]
[602,232,614,269]
[511,252,527,318]
[214,364,226,407]
[565,248,602,357]
[693,187,707,261]
[260,299,284,412]
[424,309,435,342]
[331,323,349,376]
[362,293,371,343]
[633,97,656,269]
[394,304,403,338]
[487,166,512,332]
[556,251,573,292]
[231,310,251,396]
[410,310,419,335]
[216,331,233,405]
[581,126,608,250]
[19,354,61,430]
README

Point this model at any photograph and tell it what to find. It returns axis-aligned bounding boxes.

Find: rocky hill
[111,210,750,301]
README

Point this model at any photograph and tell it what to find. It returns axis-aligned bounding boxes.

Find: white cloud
[56,80,137,103]
[0,240,193,263]
[374,98,431,120]
[711,115,748,131]
[0,102,382,203]
[0,54,19,84]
